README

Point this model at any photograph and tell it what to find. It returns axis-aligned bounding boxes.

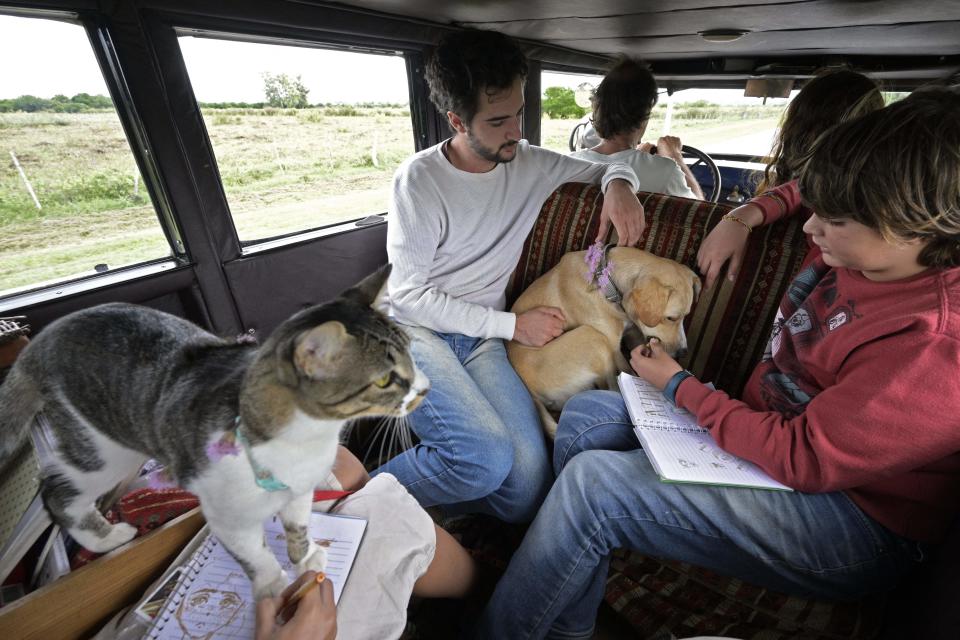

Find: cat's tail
[0,364,41,468]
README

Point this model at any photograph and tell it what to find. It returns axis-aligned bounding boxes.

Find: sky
[1,13,788,106]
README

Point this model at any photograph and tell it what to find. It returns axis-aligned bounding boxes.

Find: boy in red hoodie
[478,86,960,639]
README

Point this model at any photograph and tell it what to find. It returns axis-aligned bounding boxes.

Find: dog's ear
[691,273,702,305]
[626,278,670,327]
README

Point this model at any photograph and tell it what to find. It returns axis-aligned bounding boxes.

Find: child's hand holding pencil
[255,571,337,640]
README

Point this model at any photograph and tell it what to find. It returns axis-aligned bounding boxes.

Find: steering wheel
[568,120,722,202]
[679,144,721,203]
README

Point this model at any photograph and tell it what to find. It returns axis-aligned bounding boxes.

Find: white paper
[148,511,366,639]
[618,372,792,491]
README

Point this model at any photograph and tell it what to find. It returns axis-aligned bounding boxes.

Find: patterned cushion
[508,184,881,639]
[507,183,810,396]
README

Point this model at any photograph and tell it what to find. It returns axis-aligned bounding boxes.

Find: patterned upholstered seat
[505,183,888,639]
[507,182,810,396]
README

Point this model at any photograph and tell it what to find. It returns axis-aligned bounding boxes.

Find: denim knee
[497,465,552,524]
[553,390,634,475]
[438,433,515,503]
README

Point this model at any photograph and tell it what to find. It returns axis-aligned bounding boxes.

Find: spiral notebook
[617,372,792,491]
[146,512,366,639]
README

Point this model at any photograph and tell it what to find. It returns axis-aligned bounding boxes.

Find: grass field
[1,108,781,294]
[0,107,415,293]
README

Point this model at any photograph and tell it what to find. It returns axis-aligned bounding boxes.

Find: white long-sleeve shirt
[569,148,697,199]
[386,139,640,340]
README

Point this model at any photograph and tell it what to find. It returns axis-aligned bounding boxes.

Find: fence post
[9,150,41,210]
[661,92,674,136]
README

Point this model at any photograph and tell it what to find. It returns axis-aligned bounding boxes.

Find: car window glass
[0,15,172,297]
[540,70,603,153]
[177,36,414,243]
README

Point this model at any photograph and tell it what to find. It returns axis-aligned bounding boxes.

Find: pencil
[275,572,325,625]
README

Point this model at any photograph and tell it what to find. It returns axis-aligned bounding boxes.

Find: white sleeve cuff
[600,162,640,193]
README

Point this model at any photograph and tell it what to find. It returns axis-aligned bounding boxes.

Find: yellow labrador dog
[507,246,700,436]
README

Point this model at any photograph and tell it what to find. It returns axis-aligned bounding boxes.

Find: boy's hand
[596,179,645,247]
[629,338,683,390]
[514,306,565,347]
[255,571,337,640]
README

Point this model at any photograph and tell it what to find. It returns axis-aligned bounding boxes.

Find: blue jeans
[371,326,551,523]
[477,390,925,639]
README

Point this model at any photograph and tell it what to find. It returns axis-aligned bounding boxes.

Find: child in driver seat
[477,84,960,640]
[697,68,884,288]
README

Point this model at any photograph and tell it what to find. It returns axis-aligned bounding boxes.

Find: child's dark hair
[590,57,658,140]
[799,86,960,268]
[424,29,528,126]
[758,69,884,193]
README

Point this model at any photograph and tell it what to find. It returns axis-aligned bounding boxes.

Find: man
[570,56,704,200]
[372,29,646,523]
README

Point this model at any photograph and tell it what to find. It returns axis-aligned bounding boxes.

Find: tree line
[0,93,113,113]
[3,78,790,118]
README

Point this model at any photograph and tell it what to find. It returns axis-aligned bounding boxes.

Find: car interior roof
[318,0,960,90]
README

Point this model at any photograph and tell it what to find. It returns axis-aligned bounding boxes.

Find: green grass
[1,107,779,294]
[0,108,415,292]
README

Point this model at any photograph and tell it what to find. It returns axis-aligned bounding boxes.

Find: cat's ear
[347,264,391,309]
[292,321,354,381]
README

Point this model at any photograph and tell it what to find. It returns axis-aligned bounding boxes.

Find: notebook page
[637,428,791,489]
[148,512,366,639]
[617,372,705,432]
[618,372,791,491]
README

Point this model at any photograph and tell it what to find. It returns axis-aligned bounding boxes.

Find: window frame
[0,8,186,306]
[171,25,420,249]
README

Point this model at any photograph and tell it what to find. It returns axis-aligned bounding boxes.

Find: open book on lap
[617,372,792,491]
[146,511,366,639]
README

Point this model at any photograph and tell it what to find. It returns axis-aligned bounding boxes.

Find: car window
[177,35,414,244]
[540,70,603,153]
[654,88,792,158]
[0,14,173,297]
[540,71,793,158]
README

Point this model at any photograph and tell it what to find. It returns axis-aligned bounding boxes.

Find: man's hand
[645,136,705,200]
[629,338,683,390]
[255,571,337,640]
[513,306,565,347]
[596,179,645,246]
[654,135,684,163]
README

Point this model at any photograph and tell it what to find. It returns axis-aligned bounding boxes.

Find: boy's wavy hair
[590,57,658,140]
[799,85,960,268]
[425,29,528,127]
[757,69,884,194]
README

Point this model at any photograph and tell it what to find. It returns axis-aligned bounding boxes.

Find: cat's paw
[296,544,327,575]
[252,569,289,599]
[75,522,138,553]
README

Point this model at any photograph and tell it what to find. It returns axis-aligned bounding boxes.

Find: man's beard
[467,130,519,164]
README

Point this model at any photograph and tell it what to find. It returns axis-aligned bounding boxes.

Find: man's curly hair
[425,29,528,127]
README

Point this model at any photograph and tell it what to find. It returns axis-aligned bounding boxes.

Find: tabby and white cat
[0,265,428,597]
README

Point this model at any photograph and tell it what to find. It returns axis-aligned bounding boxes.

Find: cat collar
[233,418,291,492]
[584,241,623,305]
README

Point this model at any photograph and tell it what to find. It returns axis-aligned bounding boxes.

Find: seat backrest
[507,183,810,396]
